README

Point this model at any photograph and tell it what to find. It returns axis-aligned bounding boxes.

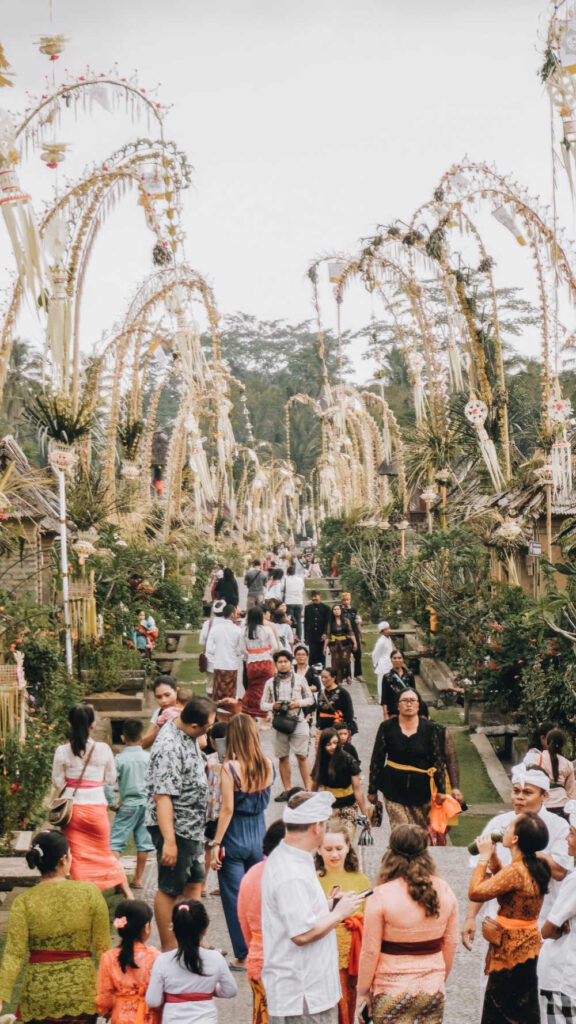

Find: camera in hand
[279,700,291,713]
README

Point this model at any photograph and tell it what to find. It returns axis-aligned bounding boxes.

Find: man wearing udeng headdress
[261,791,363,1024]
[461,762,572,952]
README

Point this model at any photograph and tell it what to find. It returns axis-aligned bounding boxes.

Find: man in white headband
[261,791,363,1024]
[462,762,572,954]
[538,800,576,1023]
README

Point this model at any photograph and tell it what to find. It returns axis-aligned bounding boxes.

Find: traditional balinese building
[0,435,61,605]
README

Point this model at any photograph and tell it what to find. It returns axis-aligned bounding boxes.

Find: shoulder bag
[272,675,298,735]
[48,743,95,828]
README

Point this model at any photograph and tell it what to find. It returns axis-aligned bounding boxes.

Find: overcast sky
[1,0,561,378]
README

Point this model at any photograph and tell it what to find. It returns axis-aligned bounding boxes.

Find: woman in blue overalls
[209,714,274,969]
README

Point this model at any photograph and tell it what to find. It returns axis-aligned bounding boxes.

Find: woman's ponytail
[172,900,209,975]
[68,704,95,757]
[546,729,565,784]
[114,900,153,973]
[514,812,551,896]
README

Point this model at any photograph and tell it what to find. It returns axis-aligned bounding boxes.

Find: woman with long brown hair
[210,714,274,971]
[357,824,458,1024]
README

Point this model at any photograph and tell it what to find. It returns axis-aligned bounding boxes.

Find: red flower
[9,782,20,794]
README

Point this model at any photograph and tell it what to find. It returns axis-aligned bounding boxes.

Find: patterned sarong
[373,991,444,1024]
[540,989,576,1024]
[384,799,430,833]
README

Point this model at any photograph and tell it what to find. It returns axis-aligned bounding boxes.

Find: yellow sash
[325,784,354,799]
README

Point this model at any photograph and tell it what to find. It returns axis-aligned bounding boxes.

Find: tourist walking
[539,799,576,1023]
[284,565,305,639]
[524,728,576,815]
[340,593,363,681]
[214,567,239,607]
[304,590,331,666]
[52,704,131,896]
[324,604,356,684]
[97,900,160,1024]
[245,560,268,608]
[261,791,363,1024]
[261,649,314,798]
[272,608,294,650]
[316,666,355,735]
[308,556,322,579]
[368,689,446,833]
[199,603,226,695]
[357,823,458,1024]
[206,603,241,704]
[316,820,370,1024]
[210,714,274,969]
[106,718,155,888]
[146,696,216,950]
[241,605,278,720]
[237,820,286,1024]
[469,812,550,1024]
[0,829,111,1023]
[146,900,237,1022]
[371,622,393,700]
[380,650,418,719]
[311,728,369,827]
[461,763,570,950]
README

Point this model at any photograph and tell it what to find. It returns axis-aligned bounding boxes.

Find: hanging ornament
[421,486,438,504]
[328,259,346,283]
[47,266,71,378]
[48,439,77,473]
[464,396,505,490]
[491,204,526,246]
[0,112,44,301]
[121,460,140,481]
[547,391,573,424]
[495,517,523,542]
[72,528,97,565]
[551,440,572,499]
[37,35,68,60]
[408,352,426,425]
[40,142,68,169]
[152,241,172,265]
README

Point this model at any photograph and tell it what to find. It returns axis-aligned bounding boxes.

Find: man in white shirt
[284,566,305,639]
[462,763,572,951]
[540,799,576,1023]
[371,621,393,700]
[206,603,241,704]
[261,791,362,1024]
[199,600,226,695]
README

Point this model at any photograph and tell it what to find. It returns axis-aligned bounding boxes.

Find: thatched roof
[0,435,61,533]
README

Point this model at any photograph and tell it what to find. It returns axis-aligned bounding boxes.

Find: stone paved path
[140,679,484,1024]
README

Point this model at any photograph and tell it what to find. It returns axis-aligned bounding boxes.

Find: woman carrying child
[142,676,182,750]
[97,900,160,1024]
[146,900,237,1023]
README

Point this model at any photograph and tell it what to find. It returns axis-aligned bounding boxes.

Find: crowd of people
[3,555,576,1024]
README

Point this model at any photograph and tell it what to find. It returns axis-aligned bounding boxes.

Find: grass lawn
[175,631,205,687]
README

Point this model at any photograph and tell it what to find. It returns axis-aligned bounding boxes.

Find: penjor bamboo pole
[58,468,73,675]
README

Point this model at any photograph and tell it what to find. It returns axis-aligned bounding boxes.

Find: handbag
[47,744,95,827]
[481,916,503,947]
[272,676,298,735]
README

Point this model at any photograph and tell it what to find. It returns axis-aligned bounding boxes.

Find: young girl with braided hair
[357,824,458,1024]
[97,900,160,1024]
[146,900,237,1022]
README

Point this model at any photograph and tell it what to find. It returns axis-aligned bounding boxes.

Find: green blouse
[0,879,111,1021]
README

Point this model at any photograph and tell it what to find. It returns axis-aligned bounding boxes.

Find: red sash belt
[29,949,91,963]
[165,992,214,1002]
[381,938,443,955]
[65,778,102,788]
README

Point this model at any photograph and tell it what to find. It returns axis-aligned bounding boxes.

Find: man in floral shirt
[146,695,216,948]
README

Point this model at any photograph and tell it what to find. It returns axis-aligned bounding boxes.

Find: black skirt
[481,957,540,1024]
